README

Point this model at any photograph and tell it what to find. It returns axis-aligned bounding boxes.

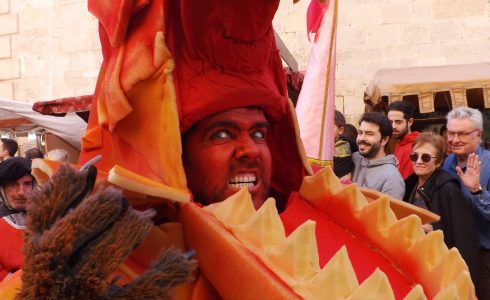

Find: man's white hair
[446,107,483,131]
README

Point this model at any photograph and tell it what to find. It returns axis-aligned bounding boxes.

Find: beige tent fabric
[485,86,490,108]
[418,92,434,113]
[364,62,490,111]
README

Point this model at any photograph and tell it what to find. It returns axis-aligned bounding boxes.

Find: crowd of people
[333,102,489,298]
[0,102,488,297]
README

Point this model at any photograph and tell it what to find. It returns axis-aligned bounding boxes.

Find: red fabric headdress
[80,0,311,204]
[167,0,311,199]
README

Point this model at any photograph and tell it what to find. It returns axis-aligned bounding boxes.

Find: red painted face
[182,108,272,209]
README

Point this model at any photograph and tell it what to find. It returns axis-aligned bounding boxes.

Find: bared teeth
[346,268,395,300]
[206,166,476,299]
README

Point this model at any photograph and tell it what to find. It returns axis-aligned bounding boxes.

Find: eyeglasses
[447,130,479,139]
[409,153,437,163]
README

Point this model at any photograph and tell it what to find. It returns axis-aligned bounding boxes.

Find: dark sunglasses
[409,153,437,163]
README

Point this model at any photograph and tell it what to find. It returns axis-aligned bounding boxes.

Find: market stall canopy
[0,99,87,149]
[364,62,490,113]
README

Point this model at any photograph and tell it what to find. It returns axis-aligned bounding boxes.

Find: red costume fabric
[0,218,24,281]
[166,0,310,199]
[394,131,420,180]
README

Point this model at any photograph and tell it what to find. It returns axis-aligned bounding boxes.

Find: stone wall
[0,0,489,126]
[0,0,101,102]
[274,0,490,124]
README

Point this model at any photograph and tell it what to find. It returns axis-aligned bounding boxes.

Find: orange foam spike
[346,268,395,300]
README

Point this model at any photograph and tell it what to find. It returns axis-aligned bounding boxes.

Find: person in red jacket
[387,101,420,180]
[0,157,34,281]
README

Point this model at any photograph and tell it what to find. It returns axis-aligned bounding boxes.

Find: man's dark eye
[211,130,231,140]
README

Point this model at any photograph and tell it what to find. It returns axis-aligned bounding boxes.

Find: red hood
[398,131,420,146]
[166,0,310,200]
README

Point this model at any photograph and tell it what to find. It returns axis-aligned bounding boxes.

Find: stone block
[343,95,366,115]
[273,12,286,33]
[347,4,382,26]
[416,57,447,67]
[430,22,463,42]
[417,43,442,58]
[352,48,381,61]
[447,55,486,65]
[345,114,361,127]
[382,3,411,24]
[0,58,20,80]
[336,61,373,81]
[0,14,18,35]
[442,42,474,59]
[70,50,102,72]
[383,44,418,59]
[337,50,353,62]
[0,0,9,14]
[400,24,430,44]
[373,59,402,70]
[285,10,305,33]
[335,96,344,112]
[473,39,490,56]
[337,27,365,50]
[74,78,97,96]
[82,69,100,79]
[61,34,100,52]
[19,3,40,30]
[409,0,433,23]
[365,25,400,47]
[0,36,11,58]
[0,81,13,99]
[400,58,416,67]
[434,0,487,19]
[336,79,360,97]
[292,0,309,13]
[277,0,293,12]
[462,22,490,41]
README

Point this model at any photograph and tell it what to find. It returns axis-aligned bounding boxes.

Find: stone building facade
[0,0,489,125]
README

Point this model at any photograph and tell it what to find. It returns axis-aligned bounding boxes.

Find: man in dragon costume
[0,0,477,299]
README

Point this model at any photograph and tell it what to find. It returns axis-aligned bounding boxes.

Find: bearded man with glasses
[442,106,490,299]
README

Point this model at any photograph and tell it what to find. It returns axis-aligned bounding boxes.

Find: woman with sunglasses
[404,132,479,280]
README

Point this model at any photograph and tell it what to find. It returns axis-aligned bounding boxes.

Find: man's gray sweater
[352,152,405,200]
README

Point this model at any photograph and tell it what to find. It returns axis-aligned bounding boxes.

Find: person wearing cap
[0,157,34,281]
